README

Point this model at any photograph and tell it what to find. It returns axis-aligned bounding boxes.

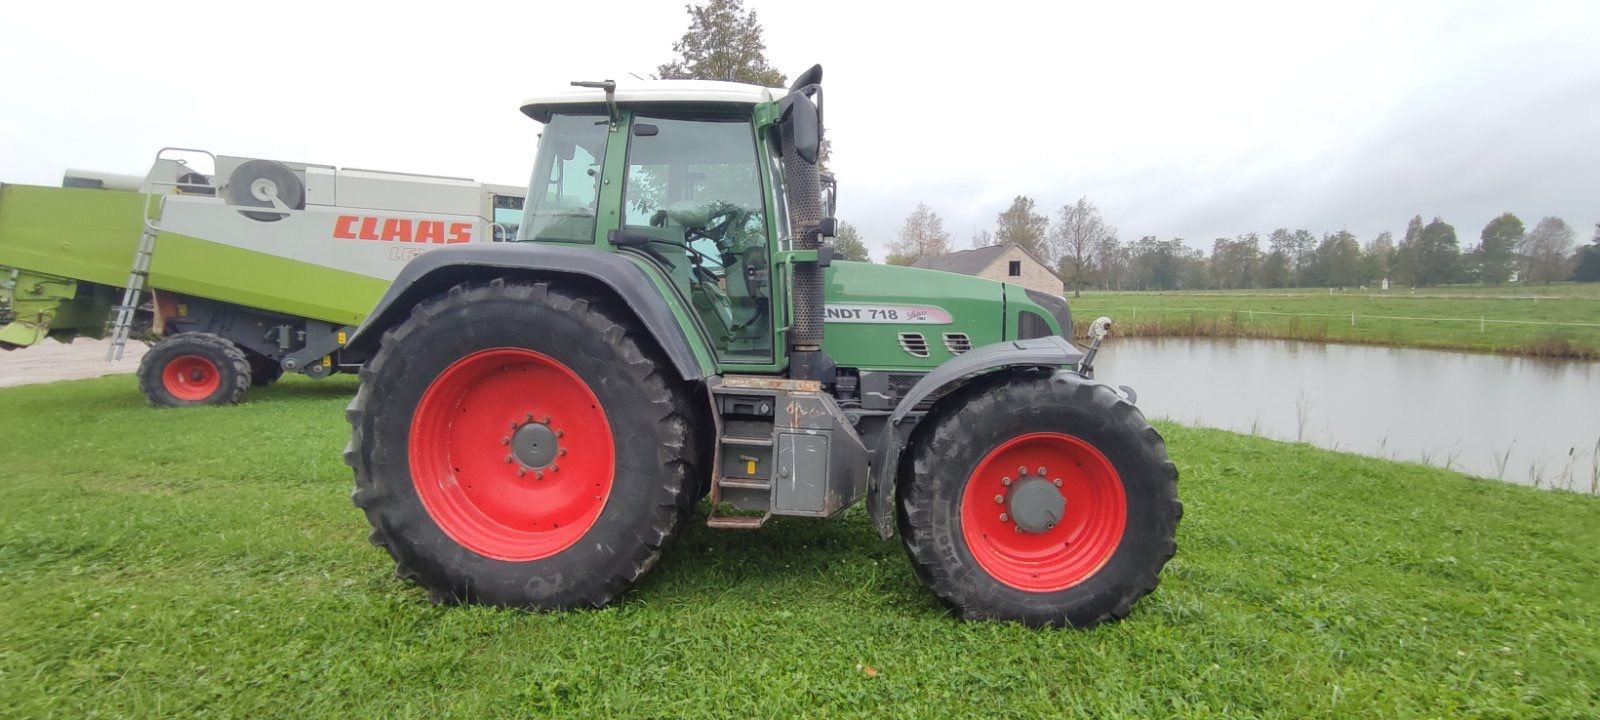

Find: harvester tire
[347,278,702,610]
[137,332,251,407]
[246,352,284,387]
[897,370,1180,628]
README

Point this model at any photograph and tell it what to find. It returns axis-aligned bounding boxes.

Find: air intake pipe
[778,65,834,383]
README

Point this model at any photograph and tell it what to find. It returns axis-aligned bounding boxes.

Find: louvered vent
[897,332,930,358]
[943,333,973,354]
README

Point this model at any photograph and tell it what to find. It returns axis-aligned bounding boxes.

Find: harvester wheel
[347,279,702,609]
[246,352,284,387]
[897,370,1180,628]
[136,332,252,407]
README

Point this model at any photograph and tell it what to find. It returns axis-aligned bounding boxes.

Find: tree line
[873,196,1600,295]
[654,2,1600,285]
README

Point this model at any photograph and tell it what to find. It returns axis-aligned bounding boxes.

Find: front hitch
[1076,316,1138,404]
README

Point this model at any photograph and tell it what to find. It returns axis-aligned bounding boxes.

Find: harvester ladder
[105,148,218,362]
[105,218,159,361]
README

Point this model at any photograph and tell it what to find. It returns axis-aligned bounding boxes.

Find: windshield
[518,113,608,243]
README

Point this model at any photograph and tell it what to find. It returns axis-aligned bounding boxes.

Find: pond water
[1093,337,1600,492]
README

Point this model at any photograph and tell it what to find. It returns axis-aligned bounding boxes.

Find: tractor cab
[517,80,791,363]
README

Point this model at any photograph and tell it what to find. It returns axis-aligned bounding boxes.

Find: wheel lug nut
[504,454,514,463]
[525,413,533,422]
[1001,477,1011,486]
[541,415,552,424]
[555,429,565,438]
[1053,478,1062,487]
[1037,466,1047,476]
[558,448,567,456]
[516,469,526,477]
[999,513,1009,522]
[550,464,560,473]
[500,437,510,445]
[994,494,1004,504]
[535,470,544,480]
[1017,466,1027,476]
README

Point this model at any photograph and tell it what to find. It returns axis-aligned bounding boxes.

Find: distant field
[1069,283,1600,358]
[2,375,1598,717]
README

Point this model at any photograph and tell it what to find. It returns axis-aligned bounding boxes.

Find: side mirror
[782,93,821,164]
[820,173,838,216]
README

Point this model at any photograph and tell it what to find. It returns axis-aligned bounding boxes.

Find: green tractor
[343,66,1179,627]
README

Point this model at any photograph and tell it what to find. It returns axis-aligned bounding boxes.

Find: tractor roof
[520,80,785,122]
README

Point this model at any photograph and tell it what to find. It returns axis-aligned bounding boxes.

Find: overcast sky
[2,1,1595,259]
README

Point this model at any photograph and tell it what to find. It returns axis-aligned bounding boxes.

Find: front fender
[343,243,711,381]
[866,335,1084,539]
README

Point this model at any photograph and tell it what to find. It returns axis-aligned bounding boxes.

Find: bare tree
[1521,216,1576,284]
[1048,197,1116,297]
[885,203,952,266]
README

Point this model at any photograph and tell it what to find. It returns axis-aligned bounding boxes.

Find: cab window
[519,113,607,243]
[622,114,771,361]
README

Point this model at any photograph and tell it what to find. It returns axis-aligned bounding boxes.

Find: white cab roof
[520,79,785,122]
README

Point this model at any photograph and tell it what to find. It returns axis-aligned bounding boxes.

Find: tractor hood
[822,261,1027,371]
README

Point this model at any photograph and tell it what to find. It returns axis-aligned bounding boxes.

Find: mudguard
[866,335,1085,539]
[343,243,710,381]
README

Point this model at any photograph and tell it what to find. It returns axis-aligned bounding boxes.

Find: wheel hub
[510,421,559,469]
[1008,474,1065,533]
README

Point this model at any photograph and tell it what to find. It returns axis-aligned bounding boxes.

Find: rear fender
[342,244,711,381]
[866,335,1084,539]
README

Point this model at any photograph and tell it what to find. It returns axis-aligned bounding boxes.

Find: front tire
[136,332,251,407]
[898,370,1180,627]
[347,279,702,609]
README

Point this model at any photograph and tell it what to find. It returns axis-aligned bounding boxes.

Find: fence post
[1480,316,1485,332]
[1351,312,1356,327]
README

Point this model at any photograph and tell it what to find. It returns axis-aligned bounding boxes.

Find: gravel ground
[0,338,147,388]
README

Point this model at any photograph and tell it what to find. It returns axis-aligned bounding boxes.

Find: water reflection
[1095,337,1600,492]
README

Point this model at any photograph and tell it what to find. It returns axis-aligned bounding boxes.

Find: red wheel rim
[408,347,613,562]
[162,354,221,401]
[960,432,1127,592]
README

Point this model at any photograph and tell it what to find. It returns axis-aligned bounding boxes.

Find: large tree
[1477,213,1524,285]
[832,222,871,262]
[658,0,786,86]
[1092,234,1127,290]
[1521,216,1576,284]
[993,196,1050,262]
[1049,197,1116,297]
[1414,217,1459,286]
[885,203,951,266]
[1360,231,1395,286]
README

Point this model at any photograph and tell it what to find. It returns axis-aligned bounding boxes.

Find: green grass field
[1069,283,1600,358]
[2,375,1598,718]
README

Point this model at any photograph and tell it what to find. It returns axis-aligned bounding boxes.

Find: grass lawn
[1069,283,1600,358]
[2,375,1598,718]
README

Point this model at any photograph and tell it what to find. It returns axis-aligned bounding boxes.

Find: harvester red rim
[408,347,614,562]
[161,355,222,401]
[960,432,1127,591]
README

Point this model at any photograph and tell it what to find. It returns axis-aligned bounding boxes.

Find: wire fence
[1087,306,1600,331]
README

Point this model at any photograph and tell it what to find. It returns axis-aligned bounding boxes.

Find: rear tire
[897,370,1180,628]
[136,333,251,407]
[347,279,702,609]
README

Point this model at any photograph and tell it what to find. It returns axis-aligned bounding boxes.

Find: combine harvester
[0,150,524,405]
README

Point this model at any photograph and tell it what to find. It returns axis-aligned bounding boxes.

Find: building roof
[521,80,785,122]
[912,243,1057,277]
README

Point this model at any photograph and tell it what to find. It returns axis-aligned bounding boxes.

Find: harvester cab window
[519,113,608,243]
[622,114,772,362]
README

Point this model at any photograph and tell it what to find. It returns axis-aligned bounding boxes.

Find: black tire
[245,351,284,387]
[347,278,703,609]
[136,332,251,407]
[897,370,1180,628]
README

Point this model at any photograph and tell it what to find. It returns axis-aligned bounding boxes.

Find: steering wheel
[685,206,747,245]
